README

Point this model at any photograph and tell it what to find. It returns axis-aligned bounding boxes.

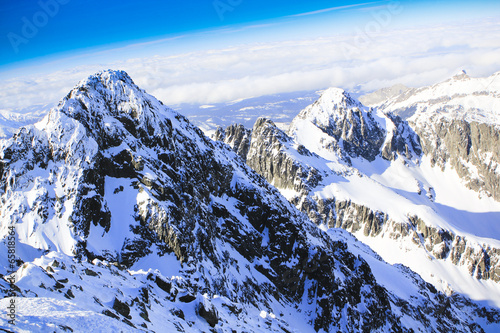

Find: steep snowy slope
[2,70,500,332]
[216,77,500,309]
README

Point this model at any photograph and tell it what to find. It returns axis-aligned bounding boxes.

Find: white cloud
[0,17,499,111]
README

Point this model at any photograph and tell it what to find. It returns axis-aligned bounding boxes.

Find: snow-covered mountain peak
[378,71,500,126]
[314,87,364,114]
[62,69,173,123]
[288,87,387,162]
[288,87,371,139]
[41,69,206,152]
[3,69,500,332]
[76,69,135,89]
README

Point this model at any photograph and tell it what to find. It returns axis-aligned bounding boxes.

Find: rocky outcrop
[406,215,500,282]
[213,124,251,161]
[215,119,325,194]
[294,193,500,283]
[415,118,500,200]
[246,118,324,193]
[381,113,422,160]
[288,88,386,162]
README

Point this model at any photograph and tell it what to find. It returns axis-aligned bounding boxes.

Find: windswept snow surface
[319,155,500,245]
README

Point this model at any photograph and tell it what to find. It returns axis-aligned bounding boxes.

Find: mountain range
[1,69,500,332]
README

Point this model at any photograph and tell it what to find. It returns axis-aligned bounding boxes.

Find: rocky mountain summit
[287,87,422,163]
[2,70,500,332]
[288,88,387,162]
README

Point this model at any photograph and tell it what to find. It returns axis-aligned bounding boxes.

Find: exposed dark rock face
[415,119,500,201]
[381,113,422,160]
[213,124,252,161]
[318,106,385,162]
[113,297,131,319]
[216,119,325,194]
[197,300,219,327]
[247,118,323,192]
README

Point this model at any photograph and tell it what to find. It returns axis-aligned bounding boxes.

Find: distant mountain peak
[359,83,410,106]
[377,70,500,126]
[292,88,366,129]
[288,87,387,162]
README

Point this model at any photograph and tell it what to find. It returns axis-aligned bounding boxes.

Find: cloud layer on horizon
[1,17,499,112]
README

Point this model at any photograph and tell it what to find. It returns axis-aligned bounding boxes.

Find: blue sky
[0,0,499,109]
[2,0,498,68]
[0,0,375,66]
